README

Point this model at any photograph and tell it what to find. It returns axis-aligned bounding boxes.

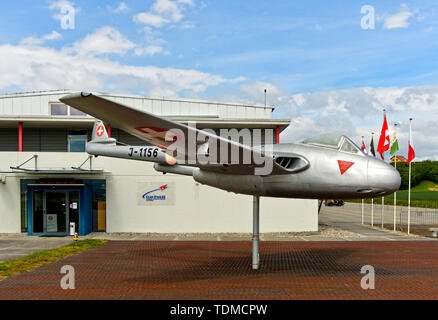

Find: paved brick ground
[1,240,438,300]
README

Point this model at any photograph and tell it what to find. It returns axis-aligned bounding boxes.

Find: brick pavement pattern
[1,240,437,299]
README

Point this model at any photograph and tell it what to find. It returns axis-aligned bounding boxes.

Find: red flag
[361,138,367,154]
[377,115,390,159]
[408,121,415,164]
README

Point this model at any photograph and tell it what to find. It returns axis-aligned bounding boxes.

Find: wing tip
[60,91,93,103]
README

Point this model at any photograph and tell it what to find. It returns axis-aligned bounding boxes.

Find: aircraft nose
[367,158,401,195]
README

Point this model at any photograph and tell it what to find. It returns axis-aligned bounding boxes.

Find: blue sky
[0,1,437,159]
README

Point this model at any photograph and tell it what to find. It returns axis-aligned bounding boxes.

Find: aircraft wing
[60,92,299,175]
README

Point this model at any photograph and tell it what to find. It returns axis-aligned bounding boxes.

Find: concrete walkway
[0,235,72,262]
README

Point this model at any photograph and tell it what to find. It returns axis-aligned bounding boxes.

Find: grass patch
[0,239,106,282]
[347,181,438,208]
[403,180,438,192]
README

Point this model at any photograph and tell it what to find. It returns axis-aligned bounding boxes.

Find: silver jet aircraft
[61,92,401,269]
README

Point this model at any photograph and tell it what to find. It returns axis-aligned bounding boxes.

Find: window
[70,107,87,116]
[302,133,343,149]
[340,139,359,154]
[50,103,88,117]
[68,130,88,152]
[50,103,68,116]
[302,134,364,155]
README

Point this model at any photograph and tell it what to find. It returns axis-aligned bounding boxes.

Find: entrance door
[32,190,80,235]
[68,191,80,233]
[45,191,67,233]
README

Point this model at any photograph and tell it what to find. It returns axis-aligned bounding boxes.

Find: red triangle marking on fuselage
[337,160,355,175]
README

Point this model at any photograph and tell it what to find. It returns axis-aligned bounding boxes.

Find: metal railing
[399,208,438,226]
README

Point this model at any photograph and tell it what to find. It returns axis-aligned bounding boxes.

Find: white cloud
[134,12,169,28]
[135,45,170,56]
[133,0,195,28]
[73,26,135,55]
[231,80,438,160]
[49,0,74,10]
[108,2,130,14]
[272,85,438,161]
[384,10,413,29]
[152,0,183,22]
[0,39,242,98]
[177,0,195,5]
[239,81,284,105]
[20,31,62,46]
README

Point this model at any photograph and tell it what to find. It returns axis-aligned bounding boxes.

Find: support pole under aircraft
[252,195,260,270]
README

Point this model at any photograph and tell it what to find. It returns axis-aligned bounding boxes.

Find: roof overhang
[0,116,291,132]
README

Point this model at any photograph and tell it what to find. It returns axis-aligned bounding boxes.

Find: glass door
[32,190,80,235]
[68,191,80,233]
[32,190,44,233]
[45,191,67,234]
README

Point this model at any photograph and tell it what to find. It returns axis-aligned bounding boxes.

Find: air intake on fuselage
[274,156,309,173]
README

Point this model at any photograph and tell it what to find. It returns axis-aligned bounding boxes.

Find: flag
[408,121,415,164]
[370,136,376,157]
[390,135,399,155]
[377,115,390,159]
[361,138,367,154]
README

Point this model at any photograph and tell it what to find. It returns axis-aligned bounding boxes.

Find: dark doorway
[32,190,80,235]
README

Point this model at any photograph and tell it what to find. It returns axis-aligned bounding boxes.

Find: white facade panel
[161,100,172,115]
[152,99,162,115]
[131,97,142,111]
[3,98,12,115]
[0,152,317,234]
[0,152,20,233]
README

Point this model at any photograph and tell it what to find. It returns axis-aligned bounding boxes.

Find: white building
[0,90,318,236]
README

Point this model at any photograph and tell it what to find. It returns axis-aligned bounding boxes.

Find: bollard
[73,232,79,245]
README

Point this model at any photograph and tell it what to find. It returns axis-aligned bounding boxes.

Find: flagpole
[394,157,397,231]
[393,122,399,232]
[408,118,412,235]
[408,157,411,234]
[361,135,364,225]
[371,132,374,226]
[381,109,386,229]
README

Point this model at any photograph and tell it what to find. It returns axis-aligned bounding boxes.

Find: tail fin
[91,120,116,144]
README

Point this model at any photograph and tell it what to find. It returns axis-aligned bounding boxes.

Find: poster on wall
[137,182,175,206]
[46,214,58,233]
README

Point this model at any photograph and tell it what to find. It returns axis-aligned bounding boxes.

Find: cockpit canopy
[301,133,364,155]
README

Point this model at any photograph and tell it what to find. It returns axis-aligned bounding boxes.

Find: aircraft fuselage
[191,143,400,199]
[87,140,401,200]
